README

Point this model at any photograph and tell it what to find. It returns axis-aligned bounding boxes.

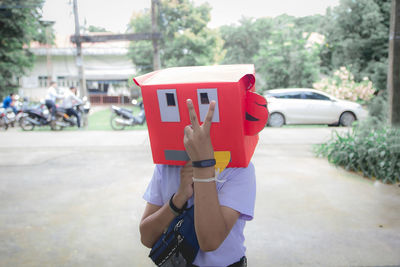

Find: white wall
[21,53,135,101]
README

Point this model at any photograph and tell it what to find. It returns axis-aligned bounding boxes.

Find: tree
[0,0,50,98]
[127,11,154,74]
[128,0,224,75]
[295,14,326,33]
[322,0,391,91]
[87,25,108,32]
[219,17,273,65]
[254,16,321,90]
[219,14,324,91]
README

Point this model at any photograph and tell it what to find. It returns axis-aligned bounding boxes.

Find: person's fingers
[184,124,193,136]
[202,100,216,133]
[186,99,200,131]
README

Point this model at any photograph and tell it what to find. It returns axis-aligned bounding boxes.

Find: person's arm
[139,162,194,248]
[139,202,177,248]
[56,92,64,99]
[184,99,240,252]
[71,94,83,104]
[47,87,63,100]
[53,88,64,99]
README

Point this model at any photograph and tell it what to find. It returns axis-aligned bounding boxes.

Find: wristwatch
[169,193,187,216]
[192,159,216,168]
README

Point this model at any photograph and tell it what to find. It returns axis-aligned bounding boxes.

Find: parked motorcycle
[53,97,91,130]
[0,108,9,130]
[19,103,61,131]
[0,96,28,130]
[0,108,14,130]
[110,101,145,130]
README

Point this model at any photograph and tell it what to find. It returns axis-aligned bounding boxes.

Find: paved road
[0,128,399,267]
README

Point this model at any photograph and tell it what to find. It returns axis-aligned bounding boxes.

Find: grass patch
[87,108,112,130]
[16,105,147,131]
[87,105,147,131]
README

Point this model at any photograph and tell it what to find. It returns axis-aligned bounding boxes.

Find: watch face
[202,160,213,167]
[193,159,216,167]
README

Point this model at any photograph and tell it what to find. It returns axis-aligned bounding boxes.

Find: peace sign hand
[183,99,216,162]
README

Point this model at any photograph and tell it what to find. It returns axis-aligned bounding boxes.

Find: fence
[89,95,131,105]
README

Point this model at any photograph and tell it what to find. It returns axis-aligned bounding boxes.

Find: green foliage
[295,14,326,33]
[128,0,224,75]
[316,89,397,184]
[87,25,108,32]
[219,0,390,93]
[254,18,321,90]
[0,0,49,98]
[220,17,273,64]
[127,11,154,74]
[315,119,400,184]
[128,0,391,95]
[322,0,391,91]
[221,15,322,91]
[367,92,388,122]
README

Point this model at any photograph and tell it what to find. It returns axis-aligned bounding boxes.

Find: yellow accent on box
[214,151,231,175]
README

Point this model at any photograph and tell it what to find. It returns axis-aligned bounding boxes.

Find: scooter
[0,96,28,130]
[19,103,62,131]
[0,107,15,130]
[53,97,91,130]
[0,108,9,130]
[110,101,145,130]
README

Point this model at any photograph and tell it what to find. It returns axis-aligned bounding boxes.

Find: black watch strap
[169,193,187,216]
[192,159,216,168]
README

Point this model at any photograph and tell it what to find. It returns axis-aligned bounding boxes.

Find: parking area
[0,128,399,266]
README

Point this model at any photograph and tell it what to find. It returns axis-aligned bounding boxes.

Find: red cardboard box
[133,64,268,167]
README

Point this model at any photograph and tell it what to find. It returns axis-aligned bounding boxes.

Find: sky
[42,0,340,35]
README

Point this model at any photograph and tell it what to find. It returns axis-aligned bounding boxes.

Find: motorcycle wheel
[80,111,88,128]
[110,113,126,130]
[0,118,8,131]
[20,117,35,131]
[50,116,64,131]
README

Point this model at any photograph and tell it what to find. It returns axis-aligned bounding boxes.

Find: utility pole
[73,0,87,97]
[151,0,161,70]
[46,26,52,85]
[43,21,55,86]
[388,0,400,126]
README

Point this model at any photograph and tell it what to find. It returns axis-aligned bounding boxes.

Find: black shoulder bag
[149,205,199,266]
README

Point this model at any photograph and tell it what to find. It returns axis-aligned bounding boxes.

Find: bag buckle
[174,219,183,231]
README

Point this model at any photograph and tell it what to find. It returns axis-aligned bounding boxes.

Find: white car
[264,88,368,127]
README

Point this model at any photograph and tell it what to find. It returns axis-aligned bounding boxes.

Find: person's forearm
[140,195,187,248]
[73,95,82,103]
[193,167,228,251]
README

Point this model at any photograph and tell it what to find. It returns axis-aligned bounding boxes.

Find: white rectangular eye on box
[197,88,220,122]
[157,89,180,122]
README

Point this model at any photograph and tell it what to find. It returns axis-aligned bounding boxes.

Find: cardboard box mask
[133,64,268,168]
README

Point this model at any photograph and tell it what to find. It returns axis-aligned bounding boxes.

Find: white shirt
[62,90,82,109]
[45,86,63,102]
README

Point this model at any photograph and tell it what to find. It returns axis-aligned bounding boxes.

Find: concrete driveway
[0,128,399,267]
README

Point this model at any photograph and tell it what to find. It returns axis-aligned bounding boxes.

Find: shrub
[313,66,375,102]
[315,118,400,184]
[367,92,388,121]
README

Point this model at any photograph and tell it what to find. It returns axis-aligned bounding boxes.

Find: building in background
[20,33,136,103]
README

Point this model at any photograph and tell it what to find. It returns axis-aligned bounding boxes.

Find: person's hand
[174,161,194,207]
[183,99,215,161]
